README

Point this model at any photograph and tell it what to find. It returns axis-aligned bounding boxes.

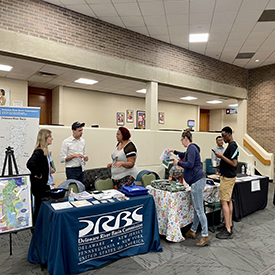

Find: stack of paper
[74,191,94,200]
[51,201,73,210]
[70,200,93,207]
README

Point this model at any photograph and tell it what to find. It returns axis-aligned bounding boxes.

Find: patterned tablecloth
[148,183,220,242]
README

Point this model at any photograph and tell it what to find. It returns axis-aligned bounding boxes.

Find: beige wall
[0,77,28,105]
[210,108,237,132]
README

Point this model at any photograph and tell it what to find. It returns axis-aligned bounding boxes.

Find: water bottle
[69,188,74,202]
[241,165,245,174]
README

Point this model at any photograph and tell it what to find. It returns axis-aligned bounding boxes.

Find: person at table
[0,89,6,105]
[213,126,238,239]
[168,128,210,247]
[107,127,138,189]
[211,135,225,174]
[60,121,89,183]
[27,129,55,225]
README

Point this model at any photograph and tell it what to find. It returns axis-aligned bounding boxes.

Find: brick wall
[247,65,275,168]
[0,0,247,88]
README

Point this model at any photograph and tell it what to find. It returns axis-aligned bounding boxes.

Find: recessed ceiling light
[180,96,198,100]
[206,100,222,104]
[136,89,146,94]
[228,104,238,107]
[255,59,260,62]
[189,33,209,43]
[74,78,98,85]
[0,64,13,71]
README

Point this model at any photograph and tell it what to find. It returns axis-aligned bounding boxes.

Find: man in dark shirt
[214,126,239,239]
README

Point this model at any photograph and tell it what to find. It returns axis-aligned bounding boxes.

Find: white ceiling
[9,0,274,109]
[42,0,275,69]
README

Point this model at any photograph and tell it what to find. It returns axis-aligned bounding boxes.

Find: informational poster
[0,106,40,175]
[0,175,33,233]
[136,110,145,129]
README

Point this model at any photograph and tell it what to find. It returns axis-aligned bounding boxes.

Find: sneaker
[217,224,233,233]
[216,229,233,239]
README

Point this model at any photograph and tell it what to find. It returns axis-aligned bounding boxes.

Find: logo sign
[226,108,237,114]
[77,205,145,264]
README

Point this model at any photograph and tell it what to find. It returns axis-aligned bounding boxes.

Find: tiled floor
[1,182,275,275]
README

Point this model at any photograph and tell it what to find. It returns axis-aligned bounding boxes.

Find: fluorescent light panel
[74,78,98,85]
[136,89,146,94]
[189,33,209,43]
[206,100,222,104]
[180,96,197,100]
[0,64,13,71]
[229,104,238,107]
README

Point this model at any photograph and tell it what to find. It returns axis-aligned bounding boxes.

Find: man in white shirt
[60,122,89,182]
[211,136,225,174]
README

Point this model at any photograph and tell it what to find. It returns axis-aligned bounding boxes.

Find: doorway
[28,87,52,125]
[200,109,210,131]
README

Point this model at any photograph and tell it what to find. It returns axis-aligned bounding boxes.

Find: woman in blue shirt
[168,129,209,247]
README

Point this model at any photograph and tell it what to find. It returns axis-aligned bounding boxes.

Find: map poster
[0,106,40,175]
[0,175,33,234]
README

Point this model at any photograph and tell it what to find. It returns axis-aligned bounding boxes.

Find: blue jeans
[66,166,84,183]
[190,177,208,237]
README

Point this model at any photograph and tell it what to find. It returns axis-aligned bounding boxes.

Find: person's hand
[113,161,123,169]
[74,154,84,159]
[34,174,42,179]
[167,148,174,154]
[50,167,55,174]
[173,159,179,166]
[107,163,112,169]
[84,156,89,162]
[215,152,223,158]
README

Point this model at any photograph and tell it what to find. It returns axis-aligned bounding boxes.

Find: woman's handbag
[121,183,148,196]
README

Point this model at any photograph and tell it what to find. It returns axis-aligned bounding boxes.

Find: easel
[1,147,44,271]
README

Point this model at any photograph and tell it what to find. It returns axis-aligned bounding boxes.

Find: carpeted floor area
[1,182,275,275]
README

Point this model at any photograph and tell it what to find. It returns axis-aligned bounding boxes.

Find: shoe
[217,224,233,233]
[216,229,233,239]
[195,236,210,247]
[185,230,196,239]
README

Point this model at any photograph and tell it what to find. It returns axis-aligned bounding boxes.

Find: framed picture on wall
[136,110,145,129]
[159,112,165,124]
[0,88,10,106]
[116,112,125,126]
[127,110,134,123]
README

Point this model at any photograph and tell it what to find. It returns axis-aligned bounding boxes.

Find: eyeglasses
[221,133,228,138]
[180,138,183,142]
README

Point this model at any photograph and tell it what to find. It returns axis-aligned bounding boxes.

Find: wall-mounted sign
[226,108,237,114]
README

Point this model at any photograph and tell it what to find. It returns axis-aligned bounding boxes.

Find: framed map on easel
[0,174,33,234]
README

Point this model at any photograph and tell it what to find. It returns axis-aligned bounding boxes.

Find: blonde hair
[181,128,192,142]
[34,129,52,156]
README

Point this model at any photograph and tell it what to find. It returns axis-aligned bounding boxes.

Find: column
[145,82,158,130]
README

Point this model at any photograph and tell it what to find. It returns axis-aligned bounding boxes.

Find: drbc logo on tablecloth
[78,204,145,264]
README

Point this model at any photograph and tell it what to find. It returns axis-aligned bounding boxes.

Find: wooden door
[28,87,52,125]
[199,109,210,132]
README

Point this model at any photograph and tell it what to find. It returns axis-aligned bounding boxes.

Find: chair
[205,158,215,175]
[95,178,114,191]
[141,173,156,187]
[67,183,79,196]
[204,200,222,233]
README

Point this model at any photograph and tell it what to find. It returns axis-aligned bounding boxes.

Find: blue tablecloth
[28,194,162,275]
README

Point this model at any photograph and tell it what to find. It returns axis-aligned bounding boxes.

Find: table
[28,194,162,275]
[232,176,269,221]
[148,184,220,242]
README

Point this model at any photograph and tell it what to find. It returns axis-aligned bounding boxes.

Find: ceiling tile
[60,0,86,4]
[114,3,141,16]
[127,26,149,35]
[139,2,165,16]
[164,1,189,15]
[144,15,167,26]
[166,14,188,26]
[89,4,118,17]
[215,0,242,12]
[189,24,210,33]
[168,25,189,35]
[98,16,125,27]
[147,26,168,36]
[212,12,238,24]
[65,4,96,17]
[190,0,215,13]
[121,16,145,27]
[240,0,270,11]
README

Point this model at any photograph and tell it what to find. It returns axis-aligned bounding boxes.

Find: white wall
[39,125,219,182]
[210,108,237,132]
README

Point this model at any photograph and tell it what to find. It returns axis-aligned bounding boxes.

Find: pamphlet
[51,201,73,210]
[70,200,93,207]
[74,191,94,200]
[160,148,171,168]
